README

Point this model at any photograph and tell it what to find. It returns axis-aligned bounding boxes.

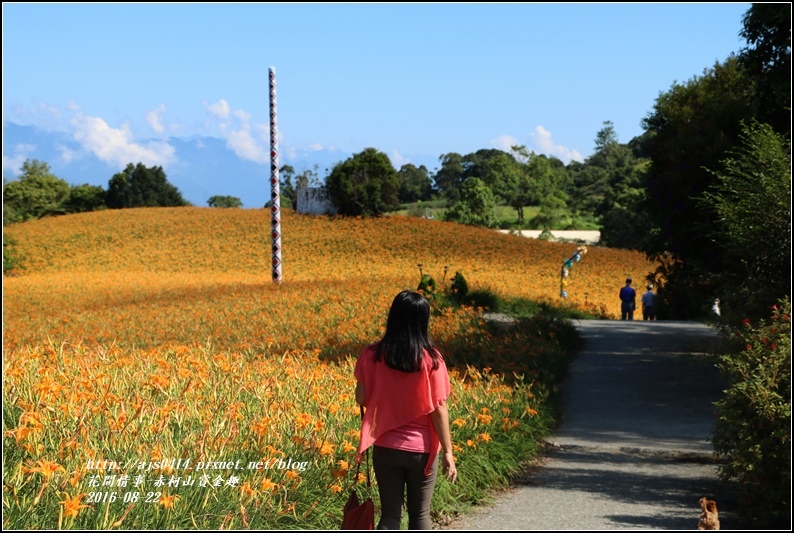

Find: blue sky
[3,2,751,176]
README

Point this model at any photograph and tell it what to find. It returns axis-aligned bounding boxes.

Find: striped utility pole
[269,66,282,283]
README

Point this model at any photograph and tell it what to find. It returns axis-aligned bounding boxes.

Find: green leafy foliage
[713,299,791,528]
[3,160,71,223]
[3,234,23,274]
[397,163,433,203]
[106,163,189,209]
[450,271,469,299]
[738,3,791,136]
[703,121,791,325]
[444,178,497,228]
[417,274,437,299]
[62,183,107,214]
[207,195,243,208]
[642,57,755,261]
[326,148,400,216]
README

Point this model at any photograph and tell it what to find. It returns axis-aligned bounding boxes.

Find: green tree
[279,164,297,209]
[295,164,323,189]
[567,121,641,219]
[738,3,791,136]
[434,152,466,202]
[479,152,522,206]
[106,163,189,209]
[2,159,70,223]
[529,192,569,230]
[207,195,243,208]
[524,152,570,207]
[325,148,399,216]
[443,177,497,228]
[62,184,107,214]
[397,163,433,203]
[702,121,791,325]
[599,187,654,250]
[640,57,756,316]
[434,149,507,203]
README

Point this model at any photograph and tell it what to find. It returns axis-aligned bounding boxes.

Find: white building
[296,187,338,215]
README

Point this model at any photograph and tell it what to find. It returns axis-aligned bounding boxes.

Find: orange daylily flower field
[2,207,658,529]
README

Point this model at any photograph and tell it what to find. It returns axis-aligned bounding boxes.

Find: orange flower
[452,418,466,427]
[318,441,335,456]
[60,493,91,519]
[158,493,180,510]
[251,417,270,437]
[239,481,257,499]
[295,413,312,429]
[477,414,492,425]
[260,478,277,491]
[30,459,65,480]
[330,484,343,494]
[479,433,492,442]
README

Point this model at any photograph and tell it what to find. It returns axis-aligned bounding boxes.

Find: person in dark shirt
[619,278,636,320]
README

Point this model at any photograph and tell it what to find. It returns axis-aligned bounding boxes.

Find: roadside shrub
[713,298,791,528]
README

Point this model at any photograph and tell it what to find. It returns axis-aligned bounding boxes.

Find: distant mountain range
[2,122,439,208]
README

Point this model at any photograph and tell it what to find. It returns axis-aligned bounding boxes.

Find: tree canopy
[3,159,71,223]
[325,148,399,216]
[207,195,243,208]
[702,121,791,324]
[106,163,189,209]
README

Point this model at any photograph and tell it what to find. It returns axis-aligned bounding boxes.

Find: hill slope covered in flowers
[2,207,658,529]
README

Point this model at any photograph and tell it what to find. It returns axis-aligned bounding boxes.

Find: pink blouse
[354,344,451,476]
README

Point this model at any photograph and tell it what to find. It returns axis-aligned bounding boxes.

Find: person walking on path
[642,284,657,320]
[619,278,637,320]
[355,290,457,530]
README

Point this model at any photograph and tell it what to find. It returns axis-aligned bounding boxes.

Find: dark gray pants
[373,445,438,530]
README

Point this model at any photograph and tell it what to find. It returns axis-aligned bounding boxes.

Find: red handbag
[341,407,375,530]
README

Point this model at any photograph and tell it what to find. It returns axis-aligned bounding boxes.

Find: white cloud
[2,144,36,176]
[71,114,176,168]
[529,125,584,163]
[226,128,268,164]
[233,109,252,122]
[309,143,337,152]
[37,102,61,119]
[389,150,409,169]
[146,104,167,134]
[490,135,520,152]
[202,99,273,164]
[205,99,231,119]
[57,144,78,163]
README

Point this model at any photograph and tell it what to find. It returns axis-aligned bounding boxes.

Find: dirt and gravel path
[444,319,740,531]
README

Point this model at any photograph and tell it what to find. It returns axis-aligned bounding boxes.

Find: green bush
[450,271,469,298]
[417,274,437,299]
[713,298,791,528]
[3,234,23,274]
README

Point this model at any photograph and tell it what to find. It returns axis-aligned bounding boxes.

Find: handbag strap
[354,406,371,488]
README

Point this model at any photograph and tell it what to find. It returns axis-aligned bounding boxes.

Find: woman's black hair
[375,290,441,372]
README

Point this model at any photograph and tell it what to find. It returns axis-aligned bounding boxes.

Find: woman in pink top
[355,290,457,529]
